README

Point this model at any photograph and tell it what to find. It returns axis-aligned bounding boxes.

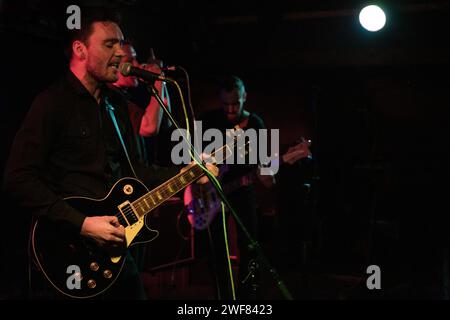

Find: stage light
[359,5,386,32]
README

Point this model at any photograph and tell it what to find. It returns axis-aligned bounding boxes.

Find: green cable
[165,79,236,300]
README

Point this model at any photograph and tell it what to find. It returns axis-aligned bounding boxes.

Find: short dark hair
[63,6,122,59]
[219,75,246,94]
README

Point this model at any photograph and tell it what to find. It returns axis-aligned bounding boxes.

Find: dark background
[1,0,450,299]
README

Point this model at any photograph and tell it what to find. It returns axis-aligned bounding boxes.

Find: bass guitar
[184,138,312,230]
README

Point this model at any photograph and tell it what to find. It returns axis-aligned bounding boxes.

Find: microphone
[119,62,174,83]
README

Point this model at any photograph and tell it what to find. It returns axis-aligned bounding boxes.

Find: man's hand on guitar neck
[80,216,125,247]
[256,137,312,188]
[282,138,312,165]
[181,153,219,185]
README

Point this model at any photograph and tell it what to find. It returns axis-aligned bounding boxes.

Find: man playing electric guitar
[3,7,218,299]
[188,75,312,300]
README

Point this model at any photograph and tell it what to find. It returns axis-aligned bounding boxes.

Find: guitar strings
[117,138,252,223]
[117,139,249,224]
[133,137,249,208]
[118,138,250,222]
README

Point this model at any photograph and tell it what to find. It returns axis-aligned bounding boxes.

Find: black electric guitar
[32,168,205,298]
[31,128,246,299]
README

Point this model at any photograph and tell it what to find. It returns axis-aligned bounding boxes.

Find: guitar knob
[87,279,96,289]
[123,184,134,195]
[103,270,112,279]
[90,262,99,271]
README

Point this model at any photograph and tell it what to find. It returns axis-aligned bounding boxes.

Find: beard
[87,60,118,83]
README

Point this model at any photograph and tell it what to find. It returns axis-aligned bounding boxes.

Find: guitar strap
[104,97,138,179]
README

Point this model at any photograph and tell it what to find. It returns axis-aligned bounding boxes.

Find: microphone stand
[147,82,294,300]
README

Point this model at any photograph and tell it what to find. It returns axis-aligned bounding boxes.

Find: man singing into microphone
[112,41,172,166]
[3,7,217,299]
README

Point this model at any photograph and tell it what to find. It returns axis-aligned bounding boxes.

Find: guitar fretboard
[131,164,205,218]
[131,128,247,218]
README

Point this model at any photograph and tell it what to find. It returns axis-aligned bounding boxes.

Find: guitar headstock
[282,137,312,165]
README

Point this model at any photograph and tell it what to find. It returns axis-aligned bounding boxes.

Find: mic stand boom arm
[148,82,293,300]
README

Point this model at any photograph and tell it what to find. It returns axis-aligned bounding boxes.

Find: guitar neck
[132,164,205,218]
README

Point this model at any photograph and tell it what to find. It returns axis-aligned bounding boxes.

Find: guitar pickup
[117,201,139,225]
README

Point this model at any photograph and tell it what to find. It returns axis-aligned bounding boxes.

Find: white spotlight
[359,5,386,32]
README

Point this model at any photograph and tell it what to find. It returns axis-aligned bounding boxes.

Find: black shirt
[4,71,178,232]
